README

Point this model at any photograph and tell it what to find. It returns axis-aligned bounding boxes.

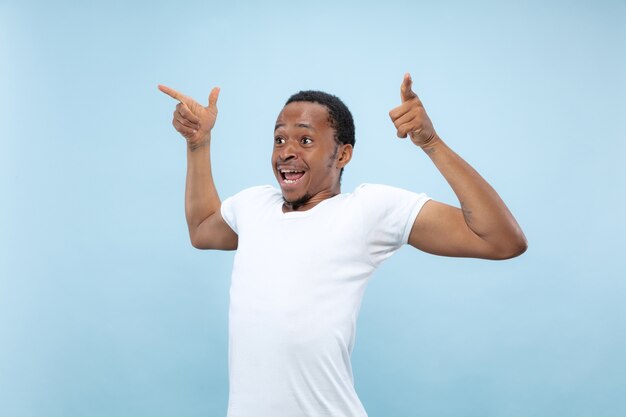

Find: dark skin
[272,102,352,212]
[158,73,527,259]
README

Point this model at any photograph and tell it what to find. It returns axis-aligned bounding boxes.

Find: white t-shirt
[220,183,430,417]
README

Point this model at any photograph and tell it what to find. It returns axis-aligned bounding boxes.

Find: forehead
[275,101,331,129]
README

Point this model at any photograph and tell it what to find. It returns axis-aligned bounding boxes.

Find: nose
[279,141,298,161]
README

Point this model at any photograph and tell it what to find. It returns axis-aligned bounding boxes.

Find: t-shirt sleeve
[355,183,431,266]
[220,194,239,234]
[220,185,279,235]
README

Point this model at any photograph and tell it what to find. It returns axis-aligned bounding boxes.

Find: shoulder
[225,185,281,204]
[350,183,431,221]
[222,184,281,215]
[221,185,282,233]
[351,183,428,201]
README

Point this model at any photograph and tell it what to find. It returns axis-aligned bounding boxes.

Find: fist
[158,85,220,149]
[389,73,438,148]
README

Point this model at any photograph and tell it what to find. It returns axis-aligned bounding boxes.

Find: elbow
[190,237,205,249]
[513,230,529,257]
[504,240,528,260]
[189,231,209,250]
[492,234,528,260]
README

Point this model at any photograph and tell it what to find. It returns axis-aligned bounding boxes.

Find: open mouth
[279,169,305,184]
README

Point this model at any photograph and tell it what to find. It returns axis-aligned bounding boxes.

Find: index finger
[400,73,418,102]
[158,84,189,103]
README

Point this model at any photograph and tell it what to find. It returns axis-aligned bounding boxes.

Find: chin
[283,192,312,210]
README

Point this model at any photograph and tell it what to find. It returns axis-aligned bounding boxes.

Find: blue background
[1,1,625,416]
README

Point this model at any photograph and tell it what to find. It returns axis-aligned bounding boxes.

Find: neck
[282,188,341,212]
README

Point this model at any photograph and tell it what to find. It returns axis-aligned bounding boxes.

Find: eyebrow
[274,123,317,132]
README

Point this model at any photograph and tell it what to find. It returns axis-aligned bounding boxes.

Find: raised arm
[389,74,527,260]
[158,84,237,250]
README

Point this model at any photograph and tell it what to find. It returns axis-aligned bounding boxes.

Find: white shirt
[221,184,430,417]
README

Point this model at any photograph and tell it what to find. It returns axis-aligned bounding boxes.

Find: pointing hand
[388,73,438,148]
[158,85,220,149]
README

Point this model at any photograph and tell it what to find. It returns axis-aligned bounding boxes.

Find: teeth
[279,168,304,184]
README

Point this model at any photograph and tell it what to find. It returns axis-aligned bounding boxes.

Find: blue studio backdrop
[1,1,625,416]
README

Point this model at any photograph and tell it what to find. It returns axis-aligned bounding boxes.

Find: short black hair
[285,90,355,148]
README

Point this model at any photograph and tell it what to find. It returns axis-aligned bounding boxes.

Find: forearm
[184,139,221,234]
[422,136,527,255]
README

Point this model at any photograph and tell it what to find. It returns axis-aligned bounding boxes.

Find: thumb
[208,87,220,109]
[400,73,417,102]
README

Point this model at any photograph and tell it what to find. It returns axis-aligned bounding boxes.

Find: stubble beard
[281,144,339,211]
[283,193,312,211]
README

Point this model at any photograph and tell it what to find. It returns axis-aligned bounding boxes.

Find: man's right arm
[158,84,238,250]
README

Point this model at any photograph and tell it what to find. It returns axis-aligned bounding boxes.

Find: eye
[274,136,285,145]
[301,137,312,145]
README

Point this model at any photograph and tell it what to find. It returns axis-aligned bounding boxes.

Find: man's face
[272,101,352,209]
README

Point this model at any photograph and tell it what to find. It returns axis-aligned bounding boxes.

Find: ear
[337,144,353,169]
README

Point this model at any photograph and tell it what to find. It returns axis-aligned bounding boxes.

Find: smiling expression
[272,101,352,212]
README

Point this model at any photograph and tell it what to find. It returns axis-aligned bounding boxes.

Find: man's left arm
[389,73,527,260]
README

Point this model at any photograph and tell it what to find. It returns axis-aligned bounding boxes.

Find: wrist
[420,134,443,154]
[187,134,211,152]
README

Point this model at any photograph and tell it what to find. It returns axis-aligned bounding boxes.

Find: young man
[158,74,527,417]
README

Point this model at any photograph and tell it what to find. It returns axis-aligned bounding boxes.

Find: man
[158,74,527,417]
